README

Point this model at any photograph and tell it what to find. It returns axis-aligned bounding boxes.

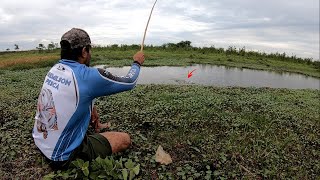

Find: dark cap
[61,28,91,49]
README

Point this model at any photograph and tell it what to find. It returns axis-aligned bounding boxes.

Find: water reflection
[94,64,320,90]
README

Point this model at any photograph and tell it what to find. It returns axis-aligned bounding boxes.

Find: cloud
[0,0,319,59]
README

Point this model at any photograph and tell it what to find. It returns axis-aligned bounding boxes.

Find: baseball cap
[61,28,91,49]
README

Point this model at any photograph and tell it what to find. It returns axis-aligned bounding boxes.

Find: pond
[95,64,320,90]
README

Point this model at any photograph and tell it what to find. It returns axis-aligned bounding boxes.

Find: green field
[0,48,319,179]
[0,45,319,77]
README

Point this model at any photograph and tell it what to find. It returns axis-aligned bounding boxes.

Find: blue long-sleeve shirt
[32,59,140,161]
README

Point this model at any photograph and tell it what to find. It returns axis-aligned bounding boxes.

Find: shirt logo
[57,65,66,71]
[35,88,58,139]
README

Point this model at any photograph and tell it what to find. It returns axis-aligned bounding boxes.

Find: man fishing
[32,28,145,169]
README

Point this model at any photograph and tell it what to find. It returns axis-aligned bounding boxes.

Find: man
[32,28,145,169]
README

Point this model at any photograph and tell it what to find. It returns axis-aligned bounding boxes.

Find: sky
[0,0,319,60]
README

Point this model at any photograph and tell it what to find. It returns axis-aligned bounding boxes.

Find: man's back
[32,59,140,161]
[33,60,92,161]
[32,28,145,169]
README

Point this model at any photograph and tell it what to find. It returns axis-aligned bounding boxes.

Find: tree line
[6,42,59,52]
[94,41,318,65]
[5,41,319,65]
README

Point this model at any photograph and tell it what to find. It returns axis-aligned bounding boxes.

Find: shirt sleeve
[87,62,141,98]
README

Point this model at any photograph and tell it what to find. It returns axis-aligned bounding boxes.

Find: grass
[0,67,319,179]
[0,50,59,69]
[0,48,319,77]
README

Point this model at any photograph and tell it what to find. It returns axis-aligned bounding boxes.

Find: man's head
[60,28,92,66]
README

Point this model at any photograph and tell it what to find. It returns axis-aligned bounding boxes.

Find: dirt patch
[0,55,58,68]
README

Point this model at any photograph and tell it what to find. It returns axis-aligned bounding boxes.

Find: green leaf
[84,161,89,168]
[72,159,84,167]
[115,159,123,169]
[98,174,108,179]
[187,140,192,145]
[122,169,128,180]
[91,161,100,171]
[95,156,103,165]
[132,164,140,175]
[138,134,147,141]
[83,168,89,177]
[125,159,135,169]
[213,170,220,176]
[43,173,55,180]
[129,170,135,180]
[191,146,201,153]
[61,172,70,180]
[103,158,114,170]
[89,171,99,179]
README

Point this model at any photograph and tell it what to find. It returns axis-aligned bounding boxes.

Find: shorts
[47,131,112,170]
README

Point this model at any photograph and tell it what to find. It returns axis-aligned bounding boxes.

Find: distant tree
[47,42,55,51]
[39,43,45,49]
[162,41,192,49]
[14,44,19,51]
[129,44,140,49]
[111,44,119,49]
[177,41,192,48]
[91,44,101,48]
[6,48,10,51]
[166,43,177,48]
[37,43,45,51]
[120,44,128,51]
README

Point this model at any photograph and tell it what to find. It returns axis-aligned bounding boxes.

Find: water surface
[95,64,320,90]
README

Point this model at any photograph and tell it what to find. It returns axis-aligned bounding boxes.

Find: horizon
[1,41,318,61]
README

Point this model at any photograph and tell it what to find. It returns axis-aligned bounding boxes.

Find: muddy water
[95,64,320,90]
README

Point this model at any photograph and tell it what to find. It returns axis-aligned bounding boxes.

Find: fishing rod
[141,0,158,51]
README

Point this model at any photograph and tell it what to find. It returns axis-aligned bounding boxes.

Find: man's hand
[133,51,145,65]
[91,106,110,133]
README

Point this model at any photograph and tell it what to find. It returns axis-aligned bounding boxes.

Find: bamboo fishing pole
[141,0,158,51]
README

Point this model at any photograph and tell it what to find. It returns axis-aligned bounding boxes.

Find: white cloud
[0,0,318,60]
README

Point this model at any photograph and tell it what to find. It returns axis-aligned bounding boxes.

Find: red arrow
[188,69,197,78]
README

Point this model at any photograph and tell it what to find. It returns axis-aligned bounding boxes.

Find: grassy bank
[1,47,319,78]
[0,68,319,179]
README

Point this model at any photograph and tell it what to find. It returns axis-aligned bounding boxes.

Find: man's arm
[97,63,140,84]
[88,51,145,98]
[91,106,110,132]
